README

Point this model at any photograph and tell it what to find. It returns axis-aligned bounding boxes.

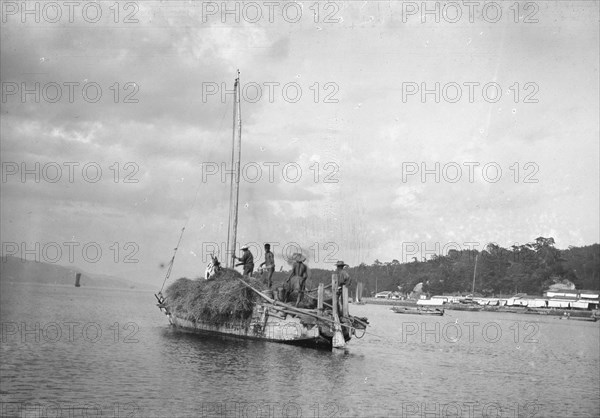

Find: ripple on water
[1,284,598,417]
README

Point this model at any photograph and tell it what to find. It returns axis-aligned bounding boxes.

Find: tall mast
[226,70,242,268]
[471,254,478,294]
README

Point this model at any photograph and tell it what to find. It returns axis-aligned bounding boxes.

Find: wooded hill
[300,238,600,297]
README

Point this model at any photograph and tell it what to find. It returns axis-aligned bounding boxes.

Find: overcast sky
[1,1,598,286]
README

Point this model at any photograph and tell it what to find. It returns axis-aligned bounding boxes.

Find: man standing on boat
[259,243,275,288]
[286,253,308,306]
[234,246,254,276]
[287,254,308,282]
[334,261,351,290]
[333,261,351,313]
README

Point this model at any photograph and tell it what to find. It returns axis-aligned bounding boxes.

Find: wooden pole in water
[342,285,349,317]
[317,283,324,312]
[331,274,345,349]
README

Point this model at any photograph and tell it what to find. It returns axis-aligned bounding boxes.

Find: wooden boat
[157,279,368,349]
[497,307,525,313]
[523,308,549,315]
[391,306,444,316]
[445,304,483,312]
[558,314,598,322]
[155,72,368,350]
[566,316,598,322]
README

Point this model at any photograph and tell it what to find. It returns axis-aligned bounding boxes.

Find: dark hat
[335,260,348,267]
[241,246,249,251]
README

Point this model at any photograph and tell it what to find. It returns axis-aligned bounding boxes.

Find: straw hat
[293,253,306,262]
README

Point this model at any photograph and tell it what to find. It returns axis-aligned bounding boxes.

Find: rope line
[159,226,186,293]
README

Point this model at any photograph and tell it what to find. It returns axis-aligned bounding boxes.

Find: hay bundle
[164,268,266,324]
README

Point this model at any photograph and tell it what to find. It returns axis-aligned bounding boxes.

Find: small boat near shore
[522,308,549,315]
[445,304,482,312]
[558,313,598,322]
[391,306,444,316]
[563,316,598,322]
[496,306,597,318]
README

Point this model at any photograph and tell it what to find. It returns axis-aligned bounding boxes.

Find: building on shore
[421,291,599,310]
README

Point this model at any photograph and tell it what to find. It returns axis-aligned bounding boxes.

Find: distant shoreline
[0,280,155,291]
[357,298,599,318]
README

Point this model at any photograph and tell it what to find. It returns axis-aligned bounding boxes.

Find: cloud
[1,1,598,284]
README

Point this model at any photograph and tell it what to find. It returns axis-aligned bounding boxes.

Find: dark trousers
[243,264,254,276]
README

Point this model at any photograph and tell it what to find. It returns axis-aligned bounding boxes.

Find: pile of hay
[164,268,266,324]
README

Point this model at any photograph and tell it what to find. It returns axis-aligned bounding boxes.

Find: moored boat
[558,312,599,322]
[523,307,549,315]
[445,303,483,312]
[564,316,598,322]
[391,306,444,316]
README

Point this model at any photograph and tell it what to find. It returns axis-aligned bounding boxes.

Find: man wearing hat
[334,260,351,288]
[287,253,307,283]
[285,253,308,306]
[333,261,351,314]
[234,246,254,276]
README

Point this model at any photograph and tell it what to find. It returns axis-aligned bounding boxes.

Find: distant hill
[0,255,152,289]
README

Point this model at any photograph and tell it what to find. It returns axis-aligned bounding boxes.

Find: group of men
[233,243,351,290]
[233,243,275,286]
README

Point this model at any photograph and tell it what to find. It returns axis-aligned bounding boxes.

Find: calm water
[1,282,598,417]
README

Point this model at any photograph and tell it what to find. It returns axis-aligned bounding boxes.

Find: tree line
[302,238,600,297]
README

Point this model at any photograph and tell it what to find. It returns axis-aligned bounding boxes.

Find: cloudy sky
[1,1,598,286]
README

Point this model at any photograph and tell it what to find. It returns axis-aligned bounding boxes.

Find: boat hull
[560,316,598,322]
[445,304,483,312]
[164,303,353,350]
[391,307,444,316]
